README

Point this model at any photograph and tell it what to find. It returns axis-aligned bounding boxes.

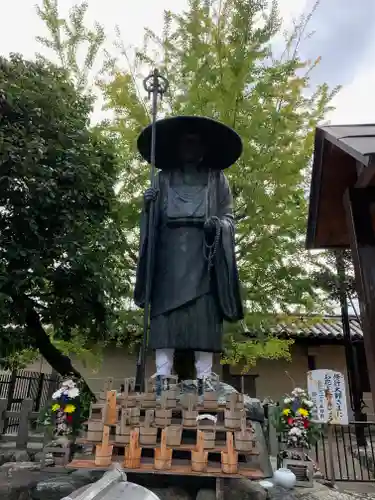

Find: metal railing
[311,421,375,482]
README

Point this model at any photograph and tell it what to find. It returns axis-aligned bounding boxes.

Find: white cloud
[0,0,373,126]
[328,58,375,125]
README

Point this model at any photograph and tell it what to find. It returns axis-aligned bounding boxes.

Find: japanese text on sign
[307,369,348,425]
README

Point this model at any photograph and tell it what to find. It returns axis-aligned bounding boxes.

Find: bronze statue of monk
[134,116,244,397]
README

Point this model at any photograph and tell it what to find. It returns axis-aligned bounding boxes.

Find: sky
[1,0,374,126]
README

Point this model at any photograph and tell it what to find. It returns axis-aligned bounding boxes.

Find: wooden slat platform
[87,417,245,432]
[68,457,265,479]
[77,434,259,455]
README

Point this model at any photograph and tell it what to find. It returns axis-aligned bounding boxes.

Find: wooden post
[327,424,335,485]
[191,430,208,472]
[16,399,33,449]
[104,390,117,426]
[344,187,375,411]
[123,428,142,469]
[221,432,238,474]
[95,425,113,467]
[154,428,172,470]
[0,399,7,435]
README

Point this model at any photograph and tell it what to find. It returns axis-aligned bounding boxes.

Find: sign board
[307,369,349,425]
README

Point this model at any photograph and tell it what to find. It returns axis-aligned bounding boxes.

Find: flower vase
[273,468,296,489]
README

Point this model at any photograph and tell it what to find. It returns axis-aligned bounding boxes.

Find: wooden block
[154,429,172,470]
[123,428,142,469]
[94,426,113,467]
[221,432,238,474]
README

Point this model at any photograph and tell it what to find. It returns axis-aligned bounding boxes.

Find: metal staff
[135,69,169,392]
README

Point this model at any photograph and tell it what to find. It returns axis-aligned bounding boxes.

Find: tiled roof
[273,316,363,341]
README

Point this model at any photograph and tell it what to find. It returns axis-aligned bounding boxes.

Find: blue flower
[292,399,300,412]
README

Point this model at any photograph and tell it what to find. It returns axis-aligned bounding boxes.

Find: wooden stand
[73,378,265,479]
[191,430,208,472]
[123,428,142,469]
[154,429,172,470]
[94,426,113,467]
[221,432,238,474]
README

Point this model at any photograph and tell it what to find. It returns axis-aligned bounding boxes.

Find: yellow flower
[52,403,60,412]
[282,409,291,416]
[297,408,308,417]
[64,404,76,414]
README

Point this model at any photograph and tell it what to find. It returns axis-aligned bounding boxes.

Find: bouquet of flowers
[273,387,321,449]
[39,378,80,437]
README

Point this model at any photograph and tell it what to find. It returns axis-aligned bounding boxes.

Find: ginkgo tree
[31,0,339,372]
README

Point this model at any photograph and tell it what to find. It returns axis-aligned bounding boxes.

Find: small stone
[1,461,41,472]
[70,468,105,483]
[32,452,53,463]
[12,450,30,463]
[150,487,192,500]
[32,477,89,500]
[224,478,267,500]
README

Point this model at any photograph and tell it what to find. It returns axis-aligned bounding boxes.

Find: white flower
[289,426,302,437]
[52,388,63,400]
[284,397,292,404]
[303,399,314,408]
[291,387,305,396]
[62,379,75,389]
[67,387,79,399]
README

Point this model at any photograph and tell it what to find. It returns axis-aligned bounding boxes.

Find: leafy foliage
[36,0,105,91]
[0,53,127,375]
[33,0,340,370]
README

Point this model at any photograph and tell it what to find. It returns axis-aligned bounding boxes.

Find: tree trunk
[11,294,95,400]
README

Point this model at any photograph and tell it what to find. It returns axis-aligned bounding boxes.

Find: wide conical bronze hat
[137,115,243,170]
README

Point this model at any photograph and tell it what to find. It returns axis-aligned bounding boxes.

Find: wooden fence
[0,370,59,434]
[0,398,46,449]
